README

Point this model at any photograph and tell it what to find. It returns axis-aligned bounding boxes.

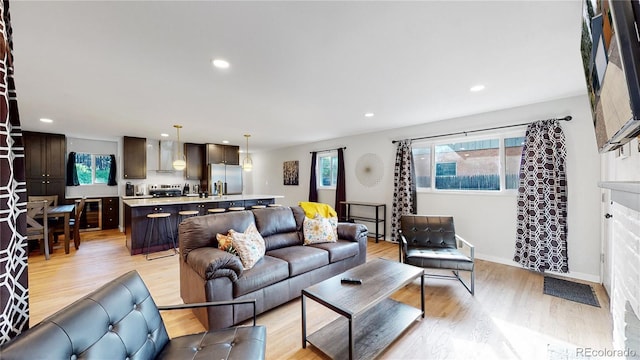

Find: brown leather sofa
[179,205,368,330]
[0,270,266,360]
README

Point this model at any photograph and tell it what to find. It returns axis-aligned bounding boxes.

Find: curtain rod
[391,115,572,144]
[310,146,346,154]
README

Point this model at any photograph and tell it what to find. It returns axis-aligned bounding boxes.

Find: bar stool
[228,207,245,211]
[208,208,226,214]
[178,210,199,223]
[251,205,267,209]
[143,211,177,260]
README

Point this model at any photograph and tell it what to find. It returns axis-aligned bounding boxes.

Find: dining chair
[28,195,59,227]
[53,197,86,250]
[28,195,58,207]
[26,201,54,260]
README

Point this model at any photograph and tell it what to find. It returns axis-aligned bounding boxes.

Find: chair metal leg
[452,270,474,295]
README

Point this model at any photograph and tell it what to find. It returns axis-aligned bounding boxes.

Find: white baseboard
[381,241,602,284]
[474,253,601,283]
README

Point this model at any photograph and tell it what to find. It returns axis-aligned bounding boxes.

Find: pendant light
[172,124,186,171]
[243,134,253,171]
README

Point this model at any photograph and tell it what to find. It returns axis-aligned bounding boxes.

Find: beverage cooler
[76,198,102,231]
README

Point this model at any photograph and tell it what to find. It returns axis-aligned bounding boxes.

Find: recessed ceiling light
[212,59,230,69]
[470,84,485,92]
[160,133,169,137]
[222,140,229,144]
[364,112,375,117]
[40,118,53,123]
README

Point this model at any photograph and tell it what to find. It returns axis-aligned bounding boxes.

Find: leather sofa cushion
[405,248,474,271]
[233,255,289,298]
[266,246,329,277]
[253,207,296,237]
[180,211,255,260]
[157,326,266,360]
[253,207,303,250]
[309,240,359,263]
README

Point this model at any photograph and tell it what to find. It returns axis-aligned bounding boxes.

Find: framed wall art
[283,160,299,185]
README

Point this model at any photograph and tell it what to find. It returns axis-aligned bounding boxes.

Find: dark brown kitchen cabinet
[184,143,205,180]
[206,144,239,165]
[123,136,146,179]
[23,131,66,201]
[102,197,119,230]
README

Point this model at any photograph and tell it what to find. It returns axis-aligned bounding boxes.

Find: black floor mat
[543,276,600,307]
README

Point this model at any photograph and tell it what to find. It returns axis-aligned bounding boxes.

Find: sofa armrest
[337,222,368,242]
[159,299,258,326]
[187,247,244,282]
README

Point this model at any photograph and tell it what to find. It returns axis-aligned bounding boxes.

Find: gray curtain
[514,120,568,273]
[0,1,29,343]
[391,140,416,242]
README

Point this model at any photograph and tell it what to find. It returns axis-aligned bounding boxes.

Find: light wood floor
[27,230,613,359]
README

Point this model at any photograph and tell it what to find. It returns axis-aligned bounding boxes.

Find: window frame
[75,152,111,186]
[412,129,526,194]
[317,152,338,189]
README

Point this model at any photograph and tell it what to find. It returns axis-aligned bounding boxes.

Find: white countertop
[122,194,284,207]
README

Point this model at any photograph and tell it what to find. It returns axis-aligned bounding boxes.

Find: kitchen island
[122,194,283,255]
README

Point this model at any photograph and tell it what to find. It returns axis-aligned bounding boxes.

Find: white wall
[65,137,119,199]
[250,94,603,281]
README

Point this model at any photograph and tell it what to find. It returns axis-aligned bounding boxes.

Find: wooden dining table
[48,204,75,254]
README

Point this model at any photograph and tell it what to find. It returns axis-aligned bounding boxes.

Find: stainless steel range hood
[157,140,179,172]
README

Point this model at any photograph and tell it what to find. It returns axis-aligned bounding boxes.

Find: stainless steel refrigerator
[209,164,243,195]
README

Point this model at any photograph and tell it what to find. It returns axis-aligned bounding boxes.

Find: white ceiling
[10,0,587,152]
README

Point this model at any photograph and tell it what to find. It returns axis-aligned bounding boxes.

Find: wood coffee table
[301,258,424,360]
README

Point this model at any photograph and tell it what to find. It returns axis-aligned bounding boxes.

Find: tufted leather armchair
[399,215,475,295]
[0,270,266,359]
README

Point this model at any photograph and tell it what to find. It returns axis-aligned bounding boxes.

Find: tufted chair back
[1,271,169,359]
[400,215,457,250]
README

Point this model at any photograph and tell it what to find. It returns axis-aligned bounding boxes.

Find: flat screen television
[580,0,640,153]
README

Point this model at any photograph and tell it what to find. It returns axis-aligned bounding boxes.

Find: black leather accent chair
[399,215,475,295]
[0,270,266,360]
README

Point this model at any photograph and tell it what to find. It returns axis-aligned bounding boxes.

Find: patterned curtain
[0,1,29,344]
[514,120,568,273]
[334,147,346,221]
[391,140,416,242]
[308,151,318,202]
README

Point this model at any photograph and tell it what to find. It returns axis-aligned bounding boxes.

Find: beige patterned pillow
[229,223,266,269]
[303,214,338,245]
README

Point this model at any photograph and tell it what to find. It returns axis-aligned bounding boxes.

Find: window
[413,133,526,192]
[413,147,431,188]
[318,153,338,187]
[75,153,111,185]
[435,139,500,190]
[504,137,525,190]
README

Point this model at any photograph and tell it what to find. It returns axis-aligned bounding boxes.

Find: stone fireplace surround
[599,181,640,356]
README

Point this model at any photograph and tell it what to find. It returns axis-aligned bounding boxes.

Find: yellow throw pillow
[298,201,337,218]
